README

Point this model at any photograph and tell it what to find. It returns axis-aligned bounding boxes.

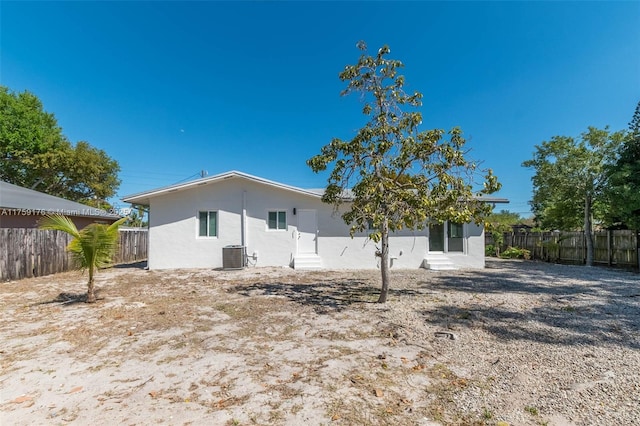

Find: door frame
[428,223,445,252]
[296,209,318,255]
[428,221,466,254]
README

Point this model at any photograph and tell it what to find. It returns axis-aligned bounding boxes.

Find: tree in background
[0,86,120,208]
[308,42,501,303]
[125,206,148,228]
[487,210,522,230]
[606,101,640,229]
[39,215,127,303]
[523,127,627,266]
[486,209,523,255]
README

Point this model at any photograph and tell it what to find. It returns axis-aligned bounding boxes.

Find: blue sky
[2,1,638,217]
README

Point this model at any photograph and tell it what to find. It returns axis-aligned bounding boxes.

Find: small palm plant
[40,215,128,303]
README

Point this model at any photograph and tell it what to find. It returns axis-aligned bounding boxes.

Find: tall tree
[39,215,127,303]
[523,127,627,265]
[0,86,66,184]
[308,42,501,303]
[487,210,522,230]
[606,101,640,229]
[486,209,524,254]
[0,86,120,207]
[49,141,121,208]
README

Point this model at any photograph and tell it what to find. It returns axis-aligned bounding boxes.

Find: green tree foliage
[39,215,127,303]
[308,42,501,302]
[125,206,148,227]
[523,127,627,265]
[486,210,523,255]
[487,210,522,232]
[606,101,640,229]
[0,86,120,207]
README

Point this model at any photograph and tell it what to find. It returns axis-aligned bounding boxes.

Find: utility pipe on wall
[241,190,247,248]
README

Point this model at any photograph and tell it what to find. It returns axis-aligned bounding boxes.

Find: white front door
[297,209,317,255]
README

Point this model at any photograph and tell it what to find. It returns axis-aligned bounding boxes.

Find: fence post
[558,232,561,262]
[134,231,138,260]
[607,230,612,266]
[636,230,640,271]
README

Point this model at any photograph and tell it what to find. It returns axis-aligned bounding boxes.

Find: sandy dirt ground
[1,259,638,426]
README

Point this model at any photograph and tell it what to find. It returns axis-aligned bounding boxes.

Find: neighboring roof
[512,223,533,229]
[0,180,121,220]
[122,170,509,206]
[122,170,324,205]
[473,195,510,204]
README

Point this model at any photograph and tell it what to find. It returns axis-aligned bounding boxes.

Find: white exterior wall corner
[316,205,430,269]
[144,176,488,270]
[448,222,485,269]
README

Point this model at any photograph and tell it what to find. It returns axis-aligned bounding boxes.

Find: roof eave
[121,171,323,205]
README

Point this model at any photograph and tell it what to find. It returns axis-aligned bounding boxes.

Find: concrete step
[294,255,323,270]
[427,263,459,271]
[423,254,458,271]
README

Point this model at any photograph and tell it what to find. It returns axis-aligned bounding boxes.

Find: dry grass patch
[1,261,638,426]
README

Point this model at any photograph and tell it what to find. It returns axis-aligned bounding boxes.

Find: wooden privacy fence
[0,228,148,281]
[116,228,149,265]
[487,230,640,269]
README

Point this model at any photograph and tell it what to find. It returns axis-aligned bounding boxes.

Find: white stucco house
[122,171,507,271]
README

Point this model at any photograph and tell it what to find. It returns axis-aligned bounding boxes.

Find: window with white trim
[267,211,287,230]
[198,211,218,237]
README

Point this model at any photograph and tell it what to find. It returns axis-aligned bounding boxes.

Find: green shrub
[485,244,497,257]
[500,246,531,260]
[542,240,560,261]
[491,231,504,247]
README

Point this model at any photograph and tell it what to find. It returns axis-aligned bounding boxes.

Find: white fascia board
[122,170,323,205]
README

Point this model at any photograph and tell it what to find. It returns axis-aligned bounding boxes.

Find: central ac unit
[222,245,246,269]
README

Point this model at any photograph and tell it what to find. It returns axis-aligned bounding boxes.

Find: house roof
[466,195,510,204]
[122,170,509,206]
[122,170,324,206]
[0,180,121,220]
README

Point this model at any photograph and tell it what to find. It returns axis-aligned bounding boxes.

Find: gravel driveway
[1,258,638,425]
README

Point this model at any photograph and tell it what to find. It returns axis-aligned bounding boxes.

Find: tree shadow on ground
[113,261,147,270]
[422,259,640,297]
[34,290,106,306]
[34,292,87,306]
[421,301,640,350]
[419,259,640,350]
[227,279,424,314]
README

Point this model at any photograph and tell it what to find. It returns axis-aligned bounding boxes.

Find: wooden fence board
[1,228,148,281]
[488,230,638,269]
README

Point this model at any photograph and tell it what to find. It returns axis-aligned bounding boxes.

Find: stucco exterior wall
[146,176,487,270]
[148,178,322,269]
[448,222,485,269]
[316,204,430,269]
[150,180,241,269]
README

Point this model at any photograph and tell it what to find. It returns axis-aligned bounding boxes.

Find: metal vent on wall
[222,245,246,270]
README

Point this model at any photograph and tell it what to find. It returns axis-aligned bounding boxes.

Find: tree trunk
[584,195,594,267]
[87,266,97,303]
[377,219,390,303]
